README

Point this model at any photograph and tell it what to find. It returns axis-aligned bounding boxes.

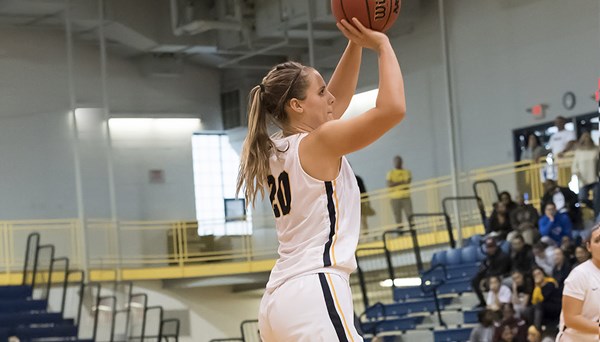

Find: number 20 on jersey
[267,171,292,217]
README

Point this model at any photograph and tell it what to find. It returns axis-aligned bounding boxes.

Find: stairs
[0,285,92,342]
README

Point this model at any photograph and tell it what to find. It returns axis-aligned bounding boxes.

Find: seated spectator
[540,180,581,229]
[509,193,540,232]
[529,267,561,332]
[500,191,519,215]
[493,303,527,342]
[559,235,575,263]
[487,275,512,312]
[510,234,535,274]
[489,201,513,240]
[532,242,556,275]
[511,270,533,319]
[551,248,571,287]
[538,202,573,245]
[513,222,541,246]
[526,325,555,342]
[472,238,512,308]
[571,245,591,270]
[469,309,495,342]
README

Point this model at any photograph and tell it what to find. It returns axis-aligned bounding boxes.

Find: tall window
[192,133,251,235]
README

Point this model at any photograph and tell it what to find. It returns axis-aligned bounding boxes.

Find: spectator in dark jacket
[472,238,512,307]
[510,234,535,274]
[551,248,571,287]
[529,267,561,332]
[538,202,572,245]
[510,193,539,230]
[489,201,513,240]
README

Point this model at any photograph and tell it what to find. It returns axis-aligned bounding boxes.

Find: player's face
[587,227,600,263]
[296,69,335,128]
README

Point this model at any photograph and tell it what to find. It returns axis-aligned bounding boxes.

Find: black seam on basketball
[364,0,373,29]
[382,0,393,31]
[322,181,336,267]
[339,0,350,23]
[318,273,350,342]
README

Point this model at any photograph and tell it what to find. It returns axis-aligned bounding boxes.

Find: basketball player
[236,18,406,341]
[556,224,600,341]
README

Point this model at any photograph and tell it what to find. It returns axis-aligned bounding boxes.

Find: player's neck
[592,257,600,270]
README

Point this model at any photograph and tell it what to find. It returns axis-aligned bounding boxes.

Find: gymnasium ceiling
[0,0,423,73]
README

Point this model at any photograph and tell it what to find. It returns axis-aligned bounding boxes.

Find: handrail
[51,256,69,315]
[161,318,181,342]
[419,263,448,328]
[22,232,40,286]
[442,196,487,234]
[129,293,149,341]
[146,306,165,341]
[409,212,454,253]
[355,247,387,310]
[472,179,500,202]
[240,319,259,341]
[382,228,422,277]
[34,244,55,301]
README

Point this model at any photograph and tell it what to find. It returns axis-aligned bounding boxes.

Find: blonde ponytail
[236,85,273,206]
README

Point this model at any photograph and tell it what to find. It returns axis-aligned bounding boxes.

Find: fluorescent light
[379,277,422,288]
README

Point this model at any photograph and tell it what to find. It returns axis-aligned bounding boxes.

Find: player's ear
[289,98,303,114]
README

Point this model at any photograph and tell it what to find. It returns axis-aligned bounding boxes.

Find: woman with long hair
[236,18,405,341]
[557,224,600,341]
[571,131,600,216]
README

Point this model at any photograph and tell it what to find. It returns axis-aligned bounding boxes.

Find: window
[192,133,251,235]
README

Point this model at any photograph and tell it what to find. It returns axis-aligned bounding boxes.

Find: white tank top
[265,132,360,292]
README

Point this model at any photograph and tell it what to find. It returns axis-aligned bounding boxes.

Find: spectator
[547,116,576,157]
[469,309,495,342]
[571,131,600,216]
[510,193,540,232]
[386,155,412,225]
[521,133,547,162]
[532,242,556,275]
[472,238,512,308]
[513,222,541,246]
[493,303,528,342]
[526,325,555,342]
[572,245,591,270]
[510,234,535,274]
[489,201,513,240]
[487,275,512,312]
[500,191,519,215]
[529,266,562,332]
[511,270,533,319]
[355,175,375,232]
[540,179,581,229]
[560,235,576,263]
[538,202,573,245]
[551,248,571,287]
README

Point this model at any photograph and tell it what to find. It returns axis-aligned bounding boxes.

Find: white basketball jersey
[265,132,361,292]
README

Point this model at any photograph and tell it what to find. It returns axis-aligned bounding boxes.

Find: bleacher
[0,233,181,342]
[356,183,502,342]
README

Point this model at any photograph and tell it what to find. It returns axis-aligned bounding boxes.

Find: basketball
[331,0,401,32]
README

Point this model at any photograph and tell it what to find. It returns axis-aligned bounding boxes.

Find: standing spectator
[540,180,581,229]
[493,303,528,342]
[510,235,535,274]
[538,202,573,245]
[532,242,556,276]
[356,174,375,232]
[469,309,495,342]
[529,266,562,332]
[571,131,600,216]
[548,116,576,158]
[386,155,412,226]
[487,275,512,312]
[511,270,534,319]
[489,201,513,240]
[509,193,540,232]
[521,133,548,162]
[472,238,512,308]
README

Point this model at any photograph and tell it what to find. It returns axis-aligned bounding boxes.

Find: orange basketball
[331,0,401,32]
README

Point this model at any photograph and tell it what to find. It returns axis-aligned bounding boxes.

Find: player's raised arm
[327,41,362,119]
[305,18,406,159]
